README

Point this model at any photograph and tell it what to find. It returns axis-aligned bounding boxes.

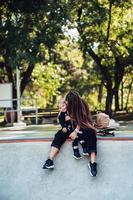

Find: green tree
[23,62,62,108]
[67,0,133,115]
[1,0,132,112]
[0,0,68,103]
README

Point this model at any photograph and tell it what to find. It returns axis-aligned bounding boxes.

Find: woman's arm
[69,131,77,140]
[69,125,80,140]
[75,125,80,133]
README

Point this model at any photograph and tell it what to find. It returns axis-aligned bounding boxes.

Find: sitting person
[43,91,97,176]
[42,99,88,170]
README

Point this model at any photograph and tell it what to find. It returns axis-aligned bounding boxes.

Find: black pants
[72,136,87,149]
[51,129,71,150]
[78,129,97,153]
[51,128,97,153]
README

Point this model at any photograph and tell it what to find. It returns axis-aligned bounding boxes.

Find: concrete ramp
[0,141,133,200]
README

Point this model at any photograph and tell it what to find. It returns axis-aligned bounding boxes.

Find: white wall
[0,83,12,108]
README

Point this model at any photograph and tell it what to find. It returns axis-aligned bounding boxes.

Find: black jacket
[58,111,73,132]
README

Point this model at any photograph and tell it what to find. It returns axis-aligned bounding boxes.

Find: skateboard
[97,127,115,136]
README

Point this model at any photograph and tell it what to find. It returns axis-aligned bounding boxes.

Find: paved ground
[0,141,133,200]
[0,122,133,200]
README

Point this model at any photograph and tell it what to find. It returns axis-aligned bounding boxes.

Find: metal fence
[0,98,38,125]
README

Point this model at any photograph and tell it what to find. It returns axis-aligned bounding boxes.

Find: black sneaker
[82,147,88,156]
[88,162,97,176]
[73,149,82,159]
[42,159,54,169]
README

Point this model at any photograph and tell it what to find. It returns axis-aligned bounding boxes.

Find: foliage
[0,0,68,97]
[66,0,133,114]
[23,62,62,108]
[0,0,132,112]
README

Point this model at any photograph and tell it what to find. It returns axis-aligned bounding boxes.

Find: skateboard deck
[97,127,116,136]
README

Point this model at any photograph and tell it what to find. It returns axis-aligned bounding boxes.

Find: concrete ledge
[0,136,133,144]
[0,141,133,200]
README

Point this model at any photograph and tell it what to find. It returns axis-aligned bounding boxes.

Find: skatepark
[0,1,132,199]
[0,123,133,200]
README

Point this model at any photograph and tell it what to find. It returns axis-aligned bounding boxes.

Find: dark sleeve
[72,120,77,129]
[58,112,66,128]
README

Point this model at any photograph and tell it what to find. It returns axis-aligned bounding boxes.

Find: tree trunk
[114,86,119,111]
[86,47,113,116]
[114,57,124,112]
[98,80,104,103]
[4,63,35,107]
[125,79,133,112]
[121,81,124,110]
[20,64,35,95]
[105,87,113,117]
[4,63,17,108]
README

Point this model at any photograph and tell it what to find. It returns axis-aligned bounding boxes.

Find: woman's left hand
[69,131,77,140]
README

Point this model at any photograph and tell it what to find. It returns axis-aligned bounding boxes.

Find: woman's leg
[90,152,96,163]
[82,129,97,176]
[50,129,69,159]
[43,130,69,169]
[49,146,59,160]
[82,129,97,156]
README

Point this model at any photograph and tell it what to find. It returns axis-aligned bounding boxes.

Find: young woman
[65,91,97,176]
[43,91,97,176]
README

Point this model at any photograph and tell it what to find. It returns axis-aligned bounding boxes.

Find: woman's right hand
[69,131,77,140]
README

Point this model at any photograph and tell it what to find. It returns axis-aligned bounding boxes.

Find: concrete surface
[0,140,133,200]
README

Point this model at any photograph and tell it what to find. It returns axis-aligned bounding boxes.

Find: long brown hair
[65,91,96,131]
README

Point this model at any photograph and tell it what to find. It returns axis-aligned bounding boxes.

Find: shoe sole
[83,153,89,156]
[42,165,54,169]
[88,164,97,177]
[73,155,82,160]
